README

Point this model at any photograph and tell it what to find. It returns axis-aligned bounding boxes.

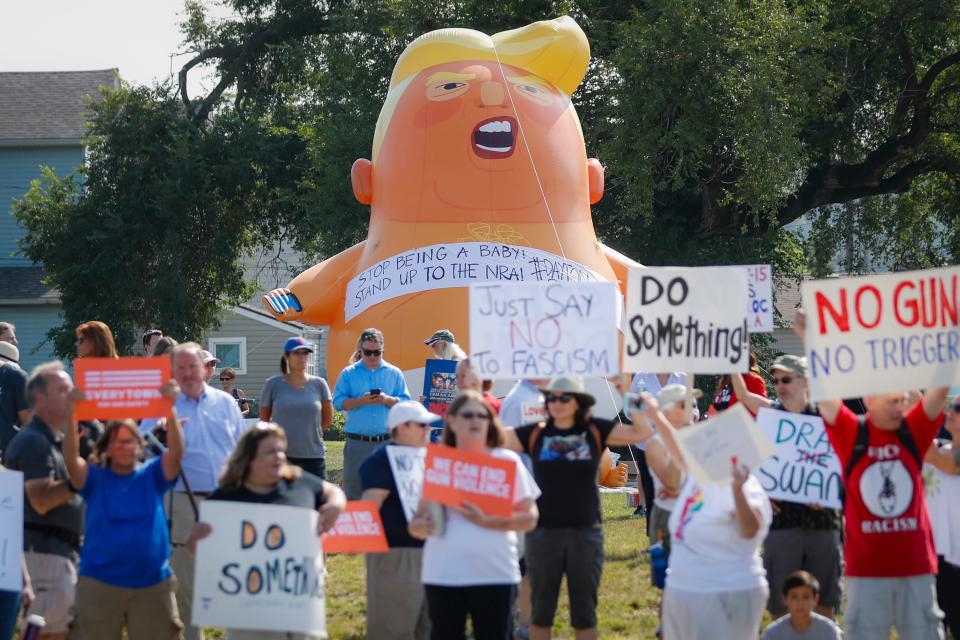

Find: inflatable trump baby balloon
[263,16,639,378]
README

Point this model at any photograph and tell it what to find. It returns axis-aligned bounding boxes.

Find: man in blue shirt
[333,328,410,499]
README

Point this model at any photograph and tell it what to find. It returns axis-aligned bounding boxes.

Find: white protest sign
[747,265,774,333]
[345,242,603,321]
[469,282,620,379]
[801,266,960,401]
[674,403,775,486]
[623,266,750,374]
[386,445,427,522]
[521,402,546,423]
[192,501,326,637]
[0,469,23,591]
[755,408,842,509]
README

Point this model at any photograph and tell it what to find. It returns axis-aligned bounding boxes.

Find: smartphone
[623,392,645,412]
[369,389,382,396]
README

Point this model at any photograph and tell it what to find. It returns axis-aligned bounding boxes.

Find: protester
[500,377,651,640]
[333,328,410,499]
[794,309,948,639]
[219,367,250,417]
[2,362,85,640]
[199,350,220,383]
[710,350,767,416]
[159,342,246,640]
[409,390,539,640]
[142,329,163,356]
[152,336,178,357]
[454,357,501,414]
[260,337,333,479]
[424,329,467,360]
[75,321,121,460]
[730,355,843,620]
[187,422,346,640]
[499,378,547,428]
[762,571,842,640]
[359,401,438,640]
[923,397,960,638]
[64,382,185,639]
[0,341,30,453]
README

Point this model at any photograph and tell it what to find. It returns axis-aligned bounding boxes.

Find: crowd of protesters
[0,318,958,640]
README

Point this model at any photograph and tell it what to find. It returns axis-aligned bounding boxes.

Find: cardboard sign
[0,469,23,591]
[322,501,389,553]
[74,356,172,420]
[344,242,602,321]
[421,444,516,517]
[623,267,750,374]
[755,408,842,509]
[423,359,457,417]
[801,267,960,401]
[674,404,775,486]
[520,402,546,424]
[747,264,774,333]
[386,445,427,522]
[192,501,326,637]
[469,281,620,379]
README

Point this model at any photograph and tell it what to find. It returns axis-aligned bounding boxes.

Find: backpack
[526,421,603,458]
[843,414,922,482]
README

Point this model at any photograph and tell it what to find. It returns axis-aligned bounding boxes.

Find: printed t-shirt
[712,373,767,416]
[826,402,940,577]
[514,418,615,528]
[0,363,28,451]
[210,471,328,508]
[421,448,540,586]
[666,475,772,593]
[762,612,842,640]
[79,456,175,588]
[261,375,332,459]
[359,443,423,548]
[924,446,960,566]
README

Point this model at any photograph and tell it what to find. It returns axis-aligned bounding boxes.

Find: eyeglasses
[455,411,491,421]
[546,394,574,403]
[951,404,960,414]
[110,438,139,448]
[220,377,234,382]
[772,376,794,385]
[363,349,383,357]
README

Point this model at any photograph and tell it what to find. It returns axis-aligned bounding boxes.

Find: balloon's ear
[352,159,373,205]
[587,158,604,205]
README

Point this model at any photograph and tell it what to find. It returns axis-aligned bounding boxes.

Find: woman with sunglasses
[74,321,119,459]
[260,337,333,479]
[710,350,767,417]
[219,368,250,417]
[409,390,540,640]
[500,377,652,640]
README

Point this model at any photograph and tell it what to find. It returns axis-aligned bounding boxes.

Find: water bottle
[22,614,46,640]
[648,541,667,589]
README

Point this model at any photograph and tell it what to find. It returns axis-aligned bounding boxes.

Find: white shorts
[24,550,77,634]
[663,584,767,640]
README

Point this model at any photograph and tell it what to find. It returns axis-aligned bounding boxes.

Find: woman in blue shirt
[63,381,184,640]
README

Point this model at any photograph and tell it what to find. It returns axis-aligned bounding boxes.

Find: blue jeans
[0,588,20,640]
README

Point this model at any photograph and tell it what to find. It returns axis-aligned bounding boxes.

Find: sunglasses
[951,404,960,414]
[407,422,430,428]
[455,411,491,421]
[363,349,383,357]
[220,377,234,382]
[546,393,574,403]
[772,376,795,385]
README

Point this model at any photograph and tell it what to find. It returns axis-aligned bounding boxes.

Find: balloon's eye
[427,81,470,101]
[520,84,540,93]
[443,82,463,90]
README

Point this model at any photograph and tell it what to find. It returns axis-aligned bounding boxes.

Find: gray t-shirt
[763,613,842,640]
[261,375,332,459]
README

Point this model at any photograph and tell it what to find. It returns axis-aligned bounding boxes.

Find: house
[771,276,804,357]
[0,70,118,371]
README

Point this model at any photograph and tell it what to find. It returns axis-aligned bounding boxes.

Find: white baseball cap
[388,401,442,430]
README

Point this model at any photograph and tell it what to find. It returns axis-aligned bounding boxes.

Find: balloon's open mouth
[472,116,517,159]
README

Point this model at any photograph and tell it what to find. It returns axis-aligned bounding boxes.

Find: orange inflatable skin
[264,18,640,380]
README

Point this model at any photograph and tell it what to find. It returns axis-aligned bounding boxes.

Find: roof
[0,70,119,144]
[0,267,59,303]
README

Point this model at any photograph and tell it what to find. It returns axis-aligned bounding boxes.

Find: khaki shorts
[72,574,182,640]
[762,528,843,614]
[366,547,430,640]
[24,550,76,634]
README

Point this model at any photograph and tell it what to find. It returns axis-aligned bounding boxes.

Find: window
[208,337,247,375]
[304,339,320,377]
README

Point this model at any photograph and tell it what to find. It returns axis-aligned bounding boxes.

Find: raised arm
[160,381,184,482]
[730,373,771,415]
[317,480,347,533]
[793,308,842,423]
[732,461,763,539]
[62,390,88,490]
[922,386,950,422]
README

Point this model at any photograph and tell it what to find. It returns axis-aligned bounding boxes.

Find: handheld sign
[74,356,172,421]
[192,501,326,638]
[746,264,774,333]
[0,469,23,591]
[801,266,960,401]
[386,445,426,522]
[322,501,389,554]
[469,281,620,379]
[623,267,750,374]
[421,444,516,517]
[423,359,457,417]
[674,404,775,486]
[755,408,842,509]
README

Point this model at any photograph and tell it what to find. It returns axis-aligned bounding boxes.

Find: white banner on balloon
[344,242,602,321]
[468,281,620,379]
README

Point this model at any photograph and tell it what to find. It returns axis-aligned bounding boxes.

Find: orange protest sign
[322,501,389,554]
[74,357,171,421]
[421,444,516,518]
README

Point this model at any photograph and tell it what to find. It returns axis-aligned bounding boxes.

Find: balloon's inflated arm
[262,240,366,324]
[600,243,643,298]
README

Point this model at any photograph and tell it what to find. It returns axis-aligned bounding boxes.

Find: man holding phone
[333,328,411,499]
